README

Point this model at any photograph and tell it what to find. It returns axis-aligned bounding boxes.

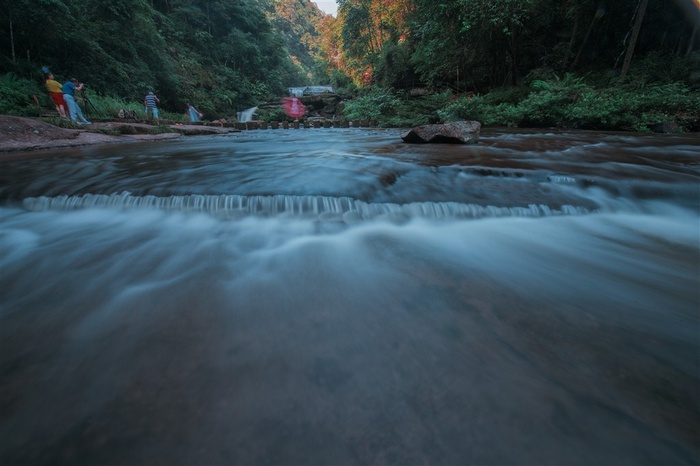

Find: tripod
[79,88,98,115]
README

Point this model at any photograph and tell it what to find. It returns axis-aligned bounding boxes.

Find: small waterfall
[237,107,257,123]
[22,193,593,220]
[547,174,578,184]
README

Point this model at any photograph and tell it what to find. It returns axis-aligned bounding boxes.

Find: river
[1,128,699,465]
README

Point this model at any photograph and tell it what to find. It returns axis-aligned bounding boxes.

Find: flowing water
[1,128,699,465]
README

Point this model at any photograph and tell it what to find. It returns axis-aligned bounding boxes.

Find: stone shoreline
[0,115,240,156]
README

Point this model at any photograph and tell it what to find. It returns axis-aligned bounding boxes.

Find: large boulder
[401,120,481,144]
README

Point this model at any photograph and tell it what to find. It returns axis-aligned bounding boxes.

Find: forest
[1,0,699,131]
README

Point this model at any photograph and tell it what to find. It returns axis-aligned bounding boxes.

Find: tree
[335,0,412,86]
[620,0,649,79]
[271,0,327,84]
[406,0,547,90]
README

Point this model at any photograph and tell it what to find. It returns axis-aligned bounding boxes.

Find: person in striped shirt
[144,91,160,125]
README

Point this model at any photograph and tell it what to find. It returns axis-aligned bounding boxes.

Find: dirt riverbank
[0,115,238,154]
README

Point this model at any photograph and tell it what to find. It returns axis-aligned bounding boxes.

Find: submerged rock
[401,120,481,144]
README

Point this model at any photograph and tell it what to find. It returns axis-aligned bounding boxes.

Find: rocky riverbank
[0,115,239,154]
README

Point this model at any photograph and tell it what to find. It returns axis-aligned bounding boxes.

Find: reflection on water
[1,128,699,465]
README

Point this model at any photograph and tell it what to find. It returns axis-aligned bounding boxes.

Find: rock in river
[401,120,481,144]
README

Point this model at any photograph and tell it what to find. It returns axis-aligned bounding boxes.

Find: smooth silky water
[1,128,698,465]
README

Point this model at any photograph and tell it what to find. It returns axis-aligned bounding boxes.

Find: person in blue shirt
[62,78,91,125]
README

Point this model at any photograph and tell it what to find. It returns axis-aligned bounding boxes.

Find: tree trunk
[456,66,459,92]
[564,7,580,69]
[620,0,649,79]
[687,25,698,56]
[9,16,16,63]
[571,7,603,71]
[508,34,518,86]
[206,3,211,36]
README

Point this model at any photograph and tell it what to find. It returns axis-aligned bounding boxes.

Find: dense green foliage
[332,0,699,92]
[342,88,451,127]
[342,65,700,132]
[0,71,195,125]
[271,0,327,84]
[329,0,700,131]
[440,77,700,132]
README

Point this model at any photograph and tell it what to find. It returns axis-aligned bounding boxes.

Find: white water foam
[22,193,592,220]
[547,174,577,184]
[1,200,697,465]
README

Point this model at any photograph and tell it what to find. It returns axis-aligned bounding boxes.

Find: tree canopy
[1,0,698,119]
[323,0,699,91]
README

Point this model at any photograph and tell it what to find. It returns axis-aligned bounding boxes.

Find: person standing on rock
[44,73,68,119]
[186,103,202,123]
[144,91,160,125]
[283,96,306,120]
[62,78,91,125]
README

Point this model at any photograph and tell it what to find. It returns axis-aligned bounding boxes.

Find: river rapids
[1,128,698,465]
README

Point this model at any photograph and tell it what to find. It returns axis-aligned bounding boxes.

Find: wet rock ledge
[0,115,239,154]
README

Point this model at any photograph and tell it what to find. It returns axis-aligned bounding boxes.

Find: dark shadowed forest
[1,0,699,130]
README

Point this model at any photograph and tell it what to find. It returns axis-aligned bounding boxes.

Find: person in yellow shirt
[44,73,68,119]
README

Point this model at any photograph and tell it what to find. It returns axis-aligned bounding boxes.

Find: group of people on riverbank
[44,72,91,125]
[143,93,202,124]
[44,68,203,125]
[144,93,202,124]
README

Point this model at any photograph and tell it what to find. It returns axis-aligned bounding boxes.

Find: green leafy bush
[259,106,288,123]
[341,88,453,127]
[437,75,699,132]
[439,96,522,127]
[342,87,401,121]
[558,82,700,131]
[625,52,700,86]
[0,74,44,116]
[438,95,488,123]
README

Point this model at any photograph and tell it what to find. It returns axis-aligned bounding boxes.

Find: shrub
[340,88,453,127]
[625,52,700,87]
[438,95,488,123]
[82,93,144,121]
[481,86,530,105]
[560,82,700,131]
[0,74,44,116]
[436,75,699,132]
[439,95,522,127]
[342,87,401,122]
